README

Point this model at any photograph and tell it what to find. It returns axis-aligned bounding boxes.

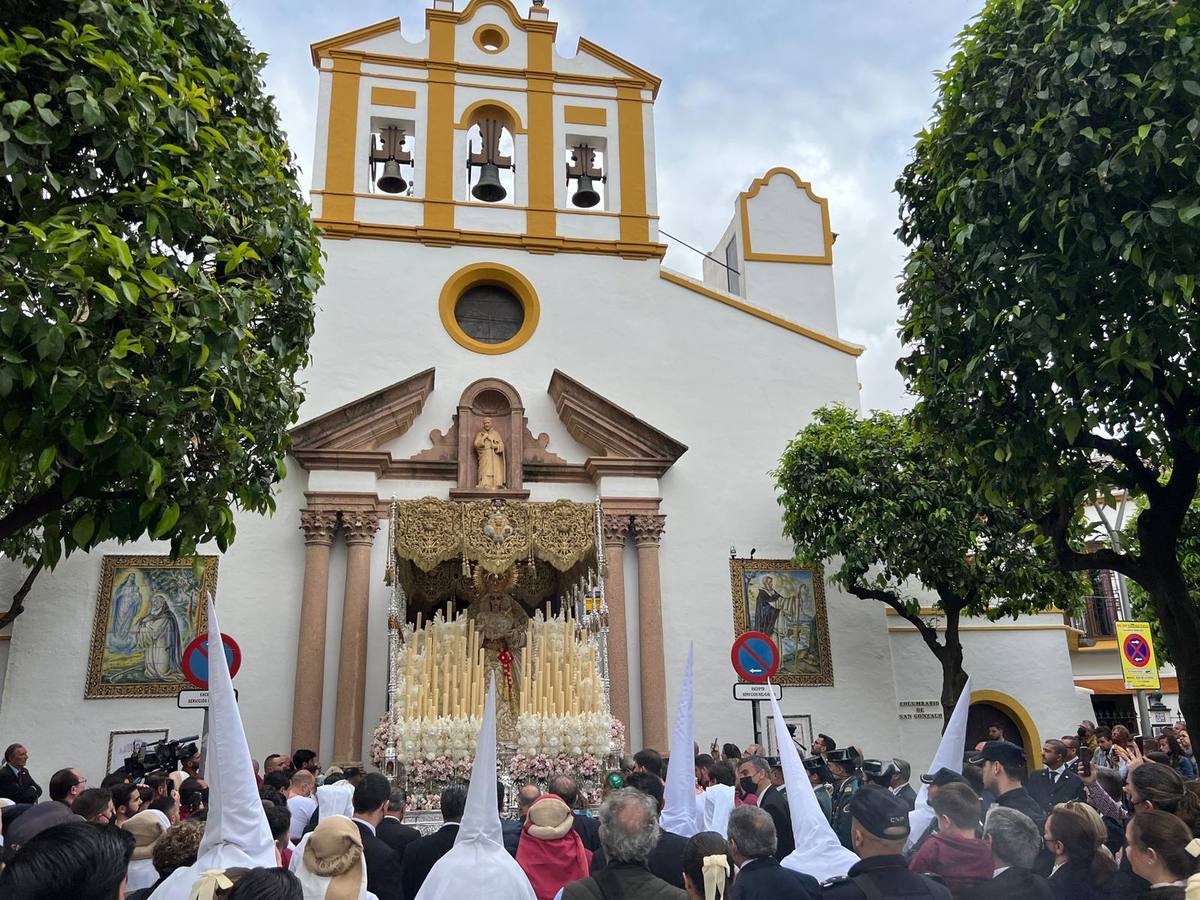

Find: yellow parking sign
[1116,621,1161,691]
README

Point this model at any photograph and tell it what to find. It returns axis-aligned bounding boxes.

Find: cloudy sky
[226,0,983,412]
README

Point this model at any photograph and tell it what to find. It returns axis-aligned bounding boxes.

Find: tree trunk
[938,605,969,732]
[1142,545,1200,736]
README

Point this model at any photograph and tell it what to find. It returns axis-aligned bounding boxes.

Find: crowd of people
[0,717,1199,899]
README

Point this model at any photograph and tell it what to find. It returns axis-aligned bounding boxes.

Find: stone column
[332,511,379,766]
[291,509,339,754]
[633,514,668,752]
[603,514,632,749]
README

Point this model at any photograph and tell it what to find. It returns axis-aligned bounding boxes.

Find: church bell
[376,159,408,194]
[571,174,601,208]
[471,162,508,203]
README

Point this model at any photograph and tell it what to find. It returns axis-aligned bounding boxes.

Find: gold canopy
[390,497,597,576]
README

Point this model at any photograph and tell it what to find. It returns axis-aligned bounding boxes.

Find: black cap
[919,767,969,787]
[968,740,1027,768]
[825,747,859,765]
[803,756,827,773]
[849,783,911,839]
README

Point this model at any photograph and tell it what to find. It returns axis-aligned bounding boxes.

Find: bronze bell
[471,162,507,203]
[376,159,407,194]
[571,174,600,208]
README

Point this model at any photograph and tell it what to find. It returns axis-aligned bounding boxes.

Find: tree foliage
[895,0,1200,729]
[0,0,323,588]
[775,406,1082,720]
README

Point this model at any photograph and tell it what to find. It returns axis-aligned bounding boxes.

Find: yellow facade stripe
[310,189,658,221]
[370,87,417,108]
[575,37,661,97]
[525,26,556,241]
[324,57,362,223]
[564,105,607,126]
[310,17,401,66]
[423,17,456,232]
[616,85,648,245]
[887,624,1072,633]
[659,270,864,357]
[739,167,834,265]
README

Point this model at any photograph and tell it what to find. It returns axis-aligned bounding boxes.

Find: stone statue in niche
[474,416,506,489]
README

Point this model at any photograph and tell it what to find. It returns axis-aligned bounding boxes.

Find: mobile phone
[1076,746,1092,778]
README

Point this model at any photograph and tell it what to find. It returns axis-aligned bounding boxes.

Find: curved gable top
[739,167,834,265]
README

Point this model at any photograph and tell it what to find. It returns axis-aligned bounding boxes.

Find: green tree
[0,0,323,622]
[895,0,1200,730]
[775,406,1083,724]
[1124,499,1200,664]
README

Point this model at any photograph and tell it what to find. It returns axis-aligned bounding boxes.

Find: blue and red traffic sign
[181,634,242,690]
[1123,632,1152,668]
[731,631,780,684]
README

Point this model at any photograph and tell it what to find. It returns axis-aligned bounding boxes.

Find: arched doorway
[969,689,1039,771]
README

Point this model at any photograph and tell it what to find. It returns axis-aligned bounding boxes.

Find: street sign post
[731,632,781,746]
[733,683,782,701]
[1117,621,1161,692]
[180,632,242,777]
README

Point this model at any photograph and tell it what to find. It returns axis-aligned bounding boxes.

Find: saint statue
[135,593,183,680]
[474,416,506,489]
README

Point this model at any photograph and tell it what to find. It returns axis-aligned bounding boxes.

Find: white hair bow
[702,853,730,900]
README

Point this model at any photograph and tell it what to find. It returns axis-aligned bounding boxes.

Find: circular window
[473,25,509,54]
[454,284,524,344]
[439,263,540,355]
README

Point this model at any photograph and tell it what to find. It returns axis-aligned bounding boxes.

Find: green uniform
[831,774,861,849]
[815,783,833,822]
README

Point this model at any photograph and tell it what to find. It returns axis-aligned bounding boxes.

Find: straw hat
[122,809,170,860]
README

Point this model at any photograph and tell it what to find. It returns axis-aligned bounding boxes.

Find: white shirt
[1046,764,1067,781]
[353,816,376,835]
[287,794,317,840]
[993,866,1010,878]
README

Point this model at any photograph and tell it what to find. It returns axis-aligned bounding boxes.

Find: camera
[125,735,200,779]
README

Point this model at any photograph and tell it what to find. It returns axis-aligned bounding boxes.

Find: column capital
[603,513,632,546]
[342,511,380,546]
[299,509,339,546]
[631,514,666,548]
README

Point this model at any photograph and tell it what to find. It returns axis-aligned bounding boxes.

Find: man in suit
[891,759,918,810]
[0,744,41,805]
[503,783,541,857]
[399,784,466,900]
[549,774,600,852]
[727,805,819,900]
[736,755,793,861]
[590,772,688,889]
[350,773,403,900]
[962,806,1054,900]
[1025,740,1085,813]
[377,787,421,857]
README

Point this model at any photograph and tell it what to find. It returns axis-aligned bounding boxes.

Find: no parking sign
[181,633,242,690]
[1116,621,1160,691]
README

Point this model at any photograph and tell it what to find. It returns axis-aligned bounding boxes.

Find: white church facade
[0,0,1102,784]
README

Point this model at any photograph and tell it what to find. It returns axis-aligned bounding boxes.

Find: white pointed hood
[906,677,972,850]
[415,676,536,900]
[150,596,275,900]
[661,643,702,838]
[769,680,858,882]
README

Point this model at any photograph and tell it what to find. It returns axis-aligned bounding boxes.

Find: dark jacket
[573,810,601,852]
[757,784,795,860]
[400,822,459,900]
[377,815,421,856]
[1047,858,1109,900]
[591,828,688,889]
[961,867,1055,900]
[729,856,819,900]
[996,787,1047,831]
[1027,770,1086,813]
[0,765,41,806]
[563,862,687,900]
[822,854,954,899]
[895,784,918,811]
[1137,887,1186,900]
[353,819,403,900]
[502,817,522,857]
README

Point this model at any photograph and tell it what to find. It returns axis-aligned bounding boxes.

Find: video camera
[125,735,200,779]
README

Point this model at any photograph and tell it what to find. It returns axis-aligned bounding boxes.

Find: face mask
[739,776,758,796]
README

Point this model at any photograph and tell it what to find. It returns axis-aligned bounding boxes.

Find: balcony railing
[1071,594,1121,643]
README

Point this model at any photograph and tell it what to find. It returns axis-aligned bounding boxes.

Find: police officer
[827,746,862,850]
[804,754,834,822]
[821,783,953,899]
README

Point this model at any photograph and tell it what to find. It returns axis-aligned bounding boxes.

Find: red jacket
[909,831,993,898]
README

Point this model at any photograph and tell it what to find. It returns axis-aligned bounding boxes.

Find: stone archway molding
[971,688,1040,772]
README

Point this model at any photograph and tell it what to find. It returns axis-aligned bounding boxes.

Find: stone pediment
[289,368,685,484]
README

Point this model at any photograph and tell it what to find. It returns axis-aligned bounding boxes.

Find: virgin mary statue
[136,593,183,680]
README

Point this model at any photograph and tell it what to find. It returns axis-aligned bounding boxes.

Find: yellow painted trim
[433,0,527,33]
[525,22,556,240]
[473,24,510,55]
[422,16,456,232]
[883,606,1067,617]
[454,98,526,134]
[738,167,834,265]
[370,86,417,108]
[659,270,865,357]
[310,17,402,67]
[575,36,661,98]
[358,67,621,103]
[1076,638,1118,653]
[324,57,363,223]
[565,105,608,126]
[438,262,540,354]
[887,624,1072,633]
[971,689,1040,771]
[617,84,648,244]
[314,217,667,259]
